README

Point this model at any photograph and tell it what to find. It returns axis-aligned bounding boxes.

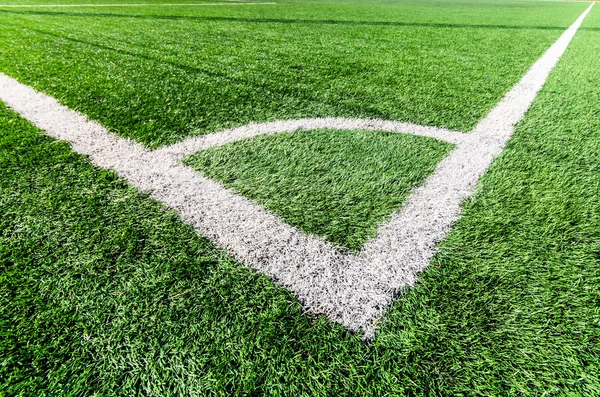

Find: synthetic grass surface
[0,102,353,395]
[185,129,452,250]
[2,2,600,397]
[2,9,600,394]
[0,0,586,147]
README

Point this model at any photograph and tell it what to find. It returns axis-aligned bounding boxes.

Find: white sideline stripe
[0,3,592,338]
[0,2,276,7]
[157,118,465,159]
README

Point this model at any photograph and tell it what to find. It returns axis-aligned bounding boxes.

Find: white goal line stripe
[0,2,276,7]
[0,3,592,338]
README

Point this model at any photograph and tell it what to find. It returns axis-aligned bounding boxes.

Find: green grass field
[1,0,599,395]
[0,0,585,146]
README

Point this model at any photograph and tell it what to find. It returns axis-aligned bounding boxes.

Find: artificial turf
[185,129,452,250]
[0,0,587,147]
[1,0,600,396]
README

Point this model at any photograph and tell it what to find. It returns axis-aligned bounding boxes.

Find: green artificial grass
[185,129,452,250]
[0,0,587,147]
[0,102,353,395]
[2,1,600,396]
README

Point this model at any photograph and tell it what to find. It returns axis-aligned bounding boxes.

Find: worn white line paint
[157,118,465,159]
[0,2,276,7]
[0,3,592,338]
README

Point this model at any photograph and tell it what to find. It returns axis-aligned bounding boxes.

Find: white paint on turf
[156,118,465,159]
[0,3,592,338]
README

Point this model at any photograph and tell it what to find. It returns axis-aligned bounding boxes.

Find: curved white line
[156,118,465,159]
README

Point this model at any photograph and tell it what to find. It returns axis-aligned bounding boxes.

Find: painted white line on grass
[0,3,592,338]
[0,2,276,7]
[157,118,465,159]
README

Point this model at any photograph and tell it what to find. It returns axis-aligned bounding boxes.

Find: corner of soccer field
[1,0,599,395]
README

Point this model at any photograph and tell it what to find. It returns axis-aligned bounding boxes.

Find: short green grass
[1,0,600,396]
[185,129,452,250]
[0,0,586,146]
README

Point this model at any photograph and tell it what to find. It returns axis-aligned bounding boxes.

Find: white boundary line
[0,3,592,338]
[0,2,276,7]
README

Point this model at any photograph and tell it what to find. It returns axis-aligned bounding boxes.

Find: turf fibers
[0,0,587,146]
[1,0,599,395]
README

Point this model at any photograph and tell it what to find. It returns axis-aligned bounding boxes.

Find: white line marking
[157,118,465,159]
[0,2,276,7]
[0,3,592,338]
